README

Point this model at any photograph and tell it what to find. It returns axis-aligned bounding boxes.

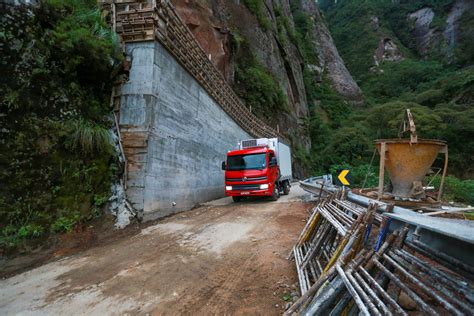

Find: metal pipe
[285,249,358,315]
[301,221,333,270]
[412,239,474,275]
[328,292,353,316]
[302,276,345,316]
[437,146,448,201]
[377,141,386,199]
[372,258,438,315]
[353,271,392,315]
[326,203,354,227]
[319,207,347,235]
[358,266,407,316]
[389,251,473,314]
[383,253,463,316]
[394,248,474,305]
[336,264,371,316]
[346,271,382,316]
[293,245,309,294]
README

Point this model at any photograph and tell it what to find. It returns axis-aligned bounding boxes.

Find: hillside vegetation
[0,0,120,251]
[302,0,474,203]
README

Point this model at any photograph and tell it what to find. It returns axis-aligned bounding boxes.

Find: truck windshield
[227,153,266,170]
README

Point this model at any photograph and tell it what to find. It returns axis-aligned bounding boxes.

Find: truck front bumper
[224,184,273,197]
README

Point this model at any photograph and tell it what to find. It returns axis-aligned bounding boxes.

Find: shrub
[17,224,45,238]
[432,176,474,205]
[415,89,445,106]
[67,118,112,155]
[50,214,80,233]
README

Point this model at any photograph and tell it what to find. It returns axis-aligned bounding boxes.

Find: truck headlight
[259,184,269,190]
[226,186,232,191]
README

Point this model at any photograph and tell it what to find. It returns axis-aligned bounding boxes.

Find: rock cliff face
[171,0,362,177]
[408,0,474,61]
[296,0,362,102]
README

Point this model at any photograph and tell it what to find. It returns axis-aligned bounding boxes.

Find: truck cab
[222,138,292,202]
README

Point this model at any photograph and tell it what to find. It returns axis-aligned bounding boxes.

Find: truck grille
[226,176,267,182]
[231,184,261,191]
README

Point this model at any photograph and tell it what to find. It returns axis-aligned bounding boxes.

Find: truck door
[269,151,279,183]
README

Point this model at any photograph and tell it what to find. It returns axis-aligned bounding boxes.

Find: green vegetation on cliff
[0,0,120,251]
[232,35,289,122]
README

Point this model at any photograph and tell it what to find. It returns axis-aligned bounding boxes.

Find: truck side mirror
[221,161,226,170]
[269,157,277,166]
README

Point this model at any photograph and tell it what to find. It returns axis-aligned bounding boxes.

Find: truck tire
[232,196,242,203]
[271,183,280,201]
[283,181,290,195]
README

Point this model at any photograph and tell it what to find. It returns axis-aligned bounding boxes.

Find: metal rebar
[358,266,407,316]
[373,258,439,315]
[336,264,371,316]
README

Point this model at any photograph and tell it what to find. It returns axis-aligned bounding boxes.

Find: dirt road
[0,184,312,315]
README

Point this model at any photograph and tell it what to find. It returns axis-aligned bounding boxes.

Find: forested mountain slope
[315,0,474,183]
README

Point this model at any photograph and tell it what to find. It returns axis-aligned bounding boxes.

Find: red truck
[221,138,293,202]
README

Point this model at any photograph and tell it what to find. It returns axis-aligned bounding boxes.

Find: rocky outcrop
[172,0,233,82]
[296,0,362,102]
[407,0,474,61]
[408,7,435,57]
[444,0,474,59]
[374,38,404,65]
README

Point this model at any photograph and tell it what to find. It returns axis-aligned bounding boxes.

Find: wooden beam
[377,142,386,200]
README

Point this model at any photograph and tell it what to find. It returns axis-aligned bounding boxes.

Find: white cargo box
[239,138,292,182]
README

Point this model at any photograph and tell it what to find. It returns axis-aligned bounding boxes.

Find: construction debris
[287,192,474,315]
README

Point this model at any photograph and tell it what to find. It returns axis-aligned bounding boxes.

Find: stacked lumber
[287,193,474,315]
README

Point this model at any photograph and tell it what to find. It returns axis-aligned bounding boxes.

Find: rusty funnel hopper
[371,109,448,207]
[375,139,446,198]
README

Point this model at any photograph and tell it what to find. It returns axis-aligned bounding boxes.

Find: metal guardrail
[100,0,287,142]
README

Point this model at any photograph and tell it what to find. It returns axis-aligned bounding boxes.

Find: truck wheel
[232,196,242,202]
[271,184,280,201]
[283,181,290,195]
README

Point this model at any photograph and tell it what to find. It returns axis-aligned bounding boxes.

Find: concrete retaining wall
[119,41,251,221]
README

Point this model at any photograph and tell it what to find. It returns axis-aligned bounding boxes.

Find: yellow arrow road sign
[337,169,350,186]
